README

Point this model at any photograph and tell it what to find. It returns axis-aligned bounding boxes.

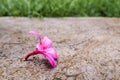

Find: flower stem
[23,49,39,61]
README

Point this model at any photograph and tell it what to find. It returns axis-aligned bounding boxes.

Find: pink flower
[23,31,58,68]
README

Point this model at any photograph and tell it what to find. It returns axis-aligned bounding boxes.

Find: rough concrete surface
[0,17,120,80]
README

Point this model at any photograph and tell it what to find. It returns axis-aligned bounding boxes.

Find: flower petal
[29,31,41,40]
[44,53,56,68]
[41,36,52,48]
[36,43,43,51]
[45,48,58,59]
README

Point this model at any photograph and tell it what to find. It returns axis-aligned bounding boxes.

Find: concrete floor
[0,17,120,80]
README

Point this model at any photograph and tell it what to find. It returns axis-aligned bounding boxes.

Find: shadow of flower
[27,56,53,69]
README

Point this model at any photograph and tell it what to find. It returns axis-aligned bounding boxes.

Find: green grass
[0,0,120,17]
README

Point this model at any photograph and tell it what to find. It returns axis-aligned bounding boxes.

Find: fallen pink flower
[23,31,58,68]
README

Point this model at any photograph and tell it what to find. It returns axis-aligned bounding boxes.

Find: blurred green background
[0,0,120,17]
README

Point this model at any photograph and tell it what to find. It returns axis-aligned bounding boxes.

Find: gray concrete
[0,17,120,80]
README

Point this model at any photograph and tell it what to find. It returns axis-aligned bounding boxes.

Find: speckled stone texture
[0,17,120,80]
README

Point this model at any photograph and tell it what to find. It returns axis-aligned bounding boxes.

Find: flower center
[42,44,46,49]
